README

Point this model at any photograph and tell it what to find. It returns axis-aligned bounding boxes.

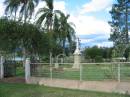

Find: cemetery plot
[30,63,130,82]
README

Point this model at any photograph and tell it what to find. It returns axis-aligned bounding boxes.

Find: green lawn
[16,67,25,77]
[0,83,129,97]
[32,63,130,81]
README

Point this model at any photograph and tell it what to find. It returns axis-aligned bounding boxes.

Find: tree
[84,46,103,62]
[4,0,39,21]
[3,0,76,61]
[0,17,49,60]
[4,0,20,19]
[53,12,75,53]
[0,18,20,53]
[84,46,112,62]
[109,0,130,58]
[36,0,76,59]
[36,0,57,62]
[4,0,40,62]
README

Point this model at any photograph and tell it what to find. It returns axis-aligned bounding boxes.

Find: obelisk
[73,37,81,69]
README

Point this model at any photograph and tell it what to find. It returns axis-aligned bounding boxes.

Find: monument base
[73,54,80,69]
[72,64,80,69]
[55,63,59,68]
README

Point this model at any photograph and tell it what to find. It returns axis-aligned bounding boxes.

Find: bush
[95,56,103,62]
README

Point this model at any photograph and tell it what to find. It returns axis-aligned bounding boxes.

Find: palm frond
[36,12,47,26]
[44,0,53,10]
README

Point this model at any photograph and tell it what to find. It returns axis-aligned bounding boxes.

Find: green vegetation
[16,67,24,77]
[0,83,129,97]
[83,46,113,62]
[0,0,75,62]
[109,0,130,59]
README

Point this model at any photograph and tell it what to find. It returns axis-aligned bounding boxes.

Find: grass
[0,82,129,97]
[32,63,130,81]
[16,67,25,77]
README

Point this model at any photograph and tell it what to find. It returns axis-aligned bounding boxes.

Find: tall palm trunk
[125,3,129,44]
[22,3,29,66]
[49,17,53,65]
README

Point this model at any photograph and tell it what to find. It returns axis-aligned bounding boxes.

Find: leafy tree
[84,46,112,62]
[4,0,40,62]
[0,18,49,59]
[0,18,20,53]
[109,0,130,58]
[3,0,76,61]
[84,46,103,61]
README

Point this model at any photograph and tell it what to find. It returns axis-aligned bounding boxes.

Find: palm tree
[36,0,59,63]
[4,0,20,19]
[36,0,76,58]
[53,12,75,53]
[4,0,40,64]
[4,0,39,22]
[36,0,53,30]
[19,0,39,22]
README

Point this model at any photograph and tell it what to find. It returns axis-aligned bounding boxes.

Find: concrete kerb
[27,77,130,94]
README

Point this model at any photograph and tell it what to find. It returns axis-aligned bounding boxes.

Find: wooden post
[0,56,4,79]
[25,58,30,83]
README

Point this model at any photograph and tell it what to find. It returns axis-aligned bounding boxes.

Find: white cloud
[34,1,46,15]
[81,0,113,14]
[0,3,5,17]
[0,0,113,47]
[54,1,66,14]
[69,14,111,35]
[97,42,113,47]
[80,38,94,43]
[33,1,67,22]
[34,1,66,15]
[128,32,130,35]
[35,0,112,46]
[34,0,112,37]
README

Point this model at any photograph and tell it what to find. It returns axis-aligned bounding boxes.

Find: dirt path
[0,77,25,83]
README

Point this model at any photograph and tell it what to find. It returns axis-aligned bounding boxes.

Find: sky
[0,0,115,48]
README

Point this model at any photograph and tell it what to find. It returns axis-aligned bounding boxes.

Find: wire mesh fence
[30,62,130,82]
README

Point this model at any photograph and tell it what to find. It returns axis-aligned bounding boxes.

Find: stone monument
[73,37,81,69]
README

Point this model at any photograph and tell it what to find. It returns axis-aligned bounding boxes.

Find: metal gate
[4,60,16,77]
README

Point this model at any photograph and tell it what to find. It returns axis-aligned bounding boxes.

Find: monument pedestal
[73,54,80,69]
[55,63,59,68]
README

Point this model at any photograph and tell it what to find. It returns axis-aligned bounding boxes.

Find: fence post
[0,56,4,79]
[49,52,52,79]
[50,66,52,80]
[80,64,82,81]
[118,63,120,82]
[25,58,30,83]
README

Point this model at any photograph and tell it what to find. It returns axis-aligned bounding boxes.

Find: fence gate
[4,60,16,77]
